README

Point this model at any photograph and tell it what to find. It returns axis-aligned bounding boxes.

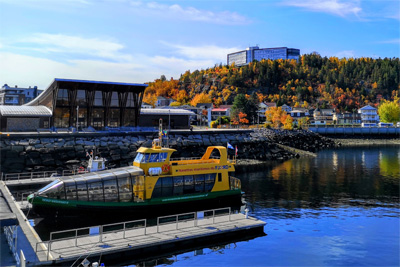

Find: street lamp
[76,105,79,131]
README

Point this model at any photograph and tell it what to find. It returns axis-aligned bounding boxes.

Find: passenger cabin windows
[151,174,216,199]
[88,181,104,202]
[38,169,139,203]
[134,152,168,163]
[103,179,118,202]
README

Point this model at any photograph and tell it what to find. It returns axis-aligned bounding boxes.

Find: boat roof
[137,147,176,153]
[60,166,143,183]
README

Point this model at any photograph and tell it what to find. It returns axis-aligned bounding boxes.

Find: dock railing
[4,225,20,265]
[38,207,247,259]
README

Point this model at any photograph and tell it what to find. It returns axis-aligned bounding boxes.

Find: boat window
[118,177,133,202]
[152,177,174,198]
[205,174,216,192]
[173,176,183,196]
[152,178,162,198]
[183,175,195,194]
[40,182,65,199]
[162,177,173,197]
[141,154,150,163]
[194,175,205,193]
[149,153,160,163]
[88,181,104,202]
[217,173,222,182]
[134,153,143,163]
[76,181,88,201]
[38,180,60,194]
[65,182,77,200]
[103,178,118,202]
[159,153,168,162]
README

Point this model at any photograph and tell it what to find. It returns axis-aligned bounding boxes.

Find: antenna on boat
[153,118,163,148]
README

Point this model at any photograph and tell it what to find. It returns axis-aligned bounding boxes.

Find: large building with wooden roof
[0,78,147,131]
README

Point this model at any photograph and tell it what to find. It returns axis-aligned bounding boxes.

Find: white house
[281,104,292,113]
[358,105,379,126]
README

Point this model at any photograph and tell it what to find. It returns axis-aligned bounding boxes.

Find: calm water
[132,146,400,267]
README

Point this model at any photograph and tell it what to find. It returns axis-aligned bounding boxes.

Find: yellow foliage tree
[143,94,157,107]
[283,115,294,130]
[378,99,400,123]
[265,107,288,128]
[190,93,211,107]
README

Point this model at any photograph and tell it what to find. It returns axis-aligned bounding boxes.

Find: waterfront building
[333,111,361,125]
[227,46,300,66]
[139,108,195,129]
[313,108,334,125]
[290,108,309,120]
[0,84,43,105]
[0,78,147,131]
[358,105,379,125]
[281,104,292,113]
[211,106,231,121]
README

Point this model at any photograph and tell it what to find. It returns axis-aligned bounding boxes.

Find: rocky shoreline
[333,138,400,146]
[0,129,337,174]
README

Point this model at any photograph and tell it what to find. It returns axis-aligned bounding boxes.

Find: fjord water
[143,146,400,267]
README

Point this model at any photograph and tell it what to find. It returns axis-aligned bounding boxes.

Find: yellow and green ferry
[27,130,242,218]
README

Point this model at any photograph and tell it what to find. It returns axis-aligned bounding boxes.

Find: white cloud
[161,42,240,61]
[282,0,361,17]
[129,1,250,25]
[1,33,239,88]
[378,39,400,44]
[335,50,356,58]
[23,33,129,61]
[0,52,149,88]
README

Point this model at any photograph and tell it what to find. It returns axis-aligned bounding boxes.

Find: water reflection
[238,146,400,211]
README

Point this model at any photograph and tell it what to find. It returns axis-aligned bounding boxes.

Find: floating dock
[0,181,266,266]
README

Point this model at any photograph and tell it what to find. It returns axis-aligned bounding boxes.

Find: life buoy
[162,164,170,173]
[78,166,85,173]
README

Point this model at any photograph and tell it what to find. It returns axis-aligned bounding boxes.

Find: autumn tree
[265,107,288,128]
[378,99,400,123]
[190,93,211,107]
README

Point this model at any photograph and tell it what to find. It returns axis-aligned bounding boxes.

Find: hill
[144,53,400,111]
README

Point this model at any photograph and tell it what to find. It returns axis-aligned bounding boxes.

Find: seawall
[0,129,336,174]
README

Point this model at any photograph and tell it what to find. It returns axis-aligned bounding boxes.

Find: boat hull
[31,190,243,223]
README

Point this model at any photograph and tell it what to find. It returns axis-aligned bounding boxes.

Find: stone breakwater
[0,130,336,174]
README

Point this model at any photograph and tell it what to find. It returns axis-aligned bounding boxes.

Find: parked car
[361,123,377,127]
[378,122,393,127]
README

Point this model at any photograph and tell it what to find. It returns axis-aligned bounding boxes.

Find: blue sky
[0,0,399,89]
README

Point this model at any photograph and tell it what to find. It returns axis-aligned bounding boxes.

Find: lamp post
[76,105,79,131]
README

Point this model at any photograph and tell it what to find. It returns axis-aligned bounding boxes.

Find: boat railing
[38,207,248,260]
[2,168,87,181]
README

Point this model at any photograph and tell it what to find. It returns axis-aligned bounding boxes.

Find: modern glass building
[26,78,147,129]
[227,46,300,66]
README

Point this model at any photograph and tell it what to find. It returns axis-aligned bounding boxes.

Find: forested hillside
[144,53,399,111]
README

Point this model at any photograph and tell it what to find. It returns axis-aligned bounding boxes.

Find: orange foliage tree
[190,93,212,107]
[265,107,293,129]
